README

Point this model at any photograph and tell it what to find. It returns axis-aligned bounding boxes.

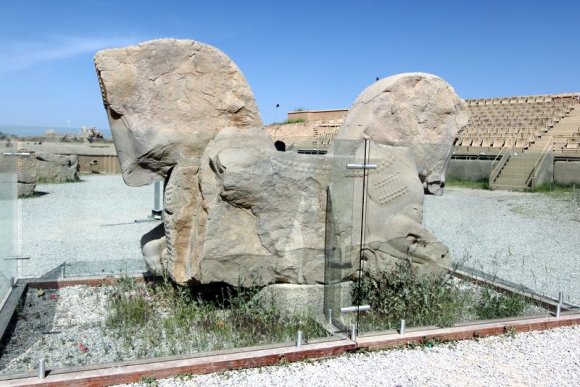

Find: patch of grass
[105,284,152,329]
[445,178,490,190]
[140,376,158,386]
[353,262,470,330]
[352,261,533,332]
[532,182,572,192]
[103,275,328,358]
[270,118,307,125]
[473,288,527,320]
[35,177,82,184]
[504,325,517,338]
[532,182,577,200]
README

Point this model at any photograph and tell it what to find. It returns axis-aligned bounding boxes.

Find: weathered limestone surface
[141,128,450,286]
[337,73,468,195]
[94,38,262,187]
[96,39,455,286]
[329,143,450,277]
[17,182,35,197]
[34,153,79,183]
[15,152,79,196]
[198,128,331,285]
[95,38,263,284]
[142,128,333,285]
[17,153,36,197]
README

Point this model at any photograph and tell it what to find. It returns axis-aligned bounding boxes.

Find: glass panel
[0,139,18,304]
[19,173,153,279]
[355,141,573,336]
[1,129,337,376]
[2,129,575,377]
[428,146,579,307]
[324,139,360,331]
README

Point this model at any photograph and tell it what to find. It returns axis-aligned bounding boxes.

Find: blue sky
[1,0,579,136]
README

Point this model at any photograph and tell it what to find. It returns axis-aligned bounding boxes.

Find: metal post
[356,139,370,338]
[340,305,371,313]
[296,330,303,348]
[400,319,406,335]
[152,181,163,219]
[38,358,45,379]
[556,292,563,318]
[328,309,332,325]
[351,324,357,341]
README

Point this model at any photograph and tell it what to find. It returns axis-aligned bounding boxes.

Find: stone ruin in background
[94,39,467,287]
[17,152,79,197]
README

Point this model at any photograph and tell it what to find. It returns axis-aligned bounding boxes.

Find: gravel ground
[116,326,580,387]
[0,279,548,375]
[424,187,580,305]
[16,177,580,303]
[19,175,156,278]
[1,177,579,383]
[0,285,112,375]
[0,168,18,301]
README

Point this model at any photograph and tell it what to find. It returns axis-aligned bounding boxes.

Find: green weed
[445,178,490,190]
[140,376,158,386]
[352,262,469,330]
[473,288,527,320]
[103,275,327,359]
[270,118,307,125]
[532,182,573,193]
[35,177,81,184]
[352,261,532,332]
[504,325,517,339]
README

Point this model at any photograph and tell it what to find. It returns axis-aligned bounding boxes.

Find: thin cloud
[0,36,139,75]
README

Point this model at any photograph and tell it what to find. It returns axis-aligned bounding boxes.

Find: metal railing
[488,137,515,187]
[526,136,553,188]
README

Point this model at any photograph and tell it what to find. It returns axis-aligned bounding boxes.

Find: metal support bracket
[346,163,377,170]
[2,256,30,261]
[340,305,371,313]
[2,152,31,157]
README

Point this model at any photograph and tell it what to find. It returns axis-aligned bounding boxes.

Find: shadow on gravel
[19,191,49,199]
[40,263,67,280]
[0,287,58,374]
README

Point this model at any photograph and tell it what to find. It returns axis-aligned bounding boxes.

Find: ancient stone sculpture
[94,38,262,187]
[95,38,262,284]
[95,39,459,286]
[337,73,468,195]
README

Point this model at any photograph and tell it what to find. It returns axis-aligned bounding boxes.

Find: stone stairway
[491,152,537,190]
[490,102,580,190]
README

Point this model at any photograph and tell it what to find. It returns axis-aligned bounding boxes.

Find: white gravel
[0,285,112,374]
[17,177,580,304]
[19,175,156,278]
[116,326,580,387]
[2,177,579,384]
[424,187,580,305]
